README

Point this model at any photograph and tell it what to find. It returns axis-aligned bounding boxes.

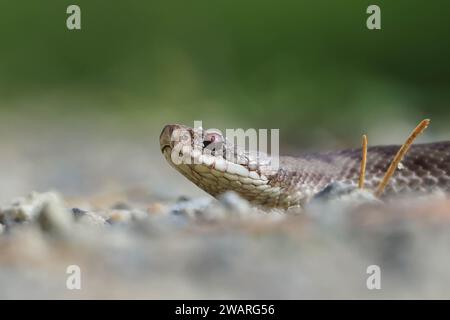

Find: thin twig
[358,134,368,189]
[375,119,430,197]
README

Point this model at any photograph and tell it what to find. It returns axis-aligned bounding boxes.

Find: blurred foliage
[0,0,449,146]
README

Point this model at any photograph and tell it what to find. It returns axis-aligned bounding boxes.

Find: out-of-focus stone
[107,210,132,224]
[0,192,68,223]
[306,183,381,227]
[37,193,73,235]
[170,197,213,219]
[147,202,168,215]
[218,191,251,215]
[106,209,148,224]
[71,207,87,219]
[130,209,149,221]
[77,211,107,226]
[111,202,132,210]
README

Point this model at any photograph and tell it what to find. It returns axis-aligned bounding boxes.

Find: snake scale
[160,124,450,208]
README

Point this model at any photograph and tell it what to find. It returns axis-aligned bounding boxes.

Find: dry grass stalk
[358,134,368,189]
[375,119,430,197]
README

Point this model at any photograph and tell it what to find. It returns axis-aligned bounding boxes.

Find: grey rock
[77,211,107,226]
[218,191,251,215]
[111,202,132,210]
[169,197,213,218]
[71,207,87,219]
[0,192,65,223]
[36,193,73,235]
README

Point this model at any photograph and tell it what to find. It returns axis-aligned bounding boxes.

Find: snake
[160,124,450,208]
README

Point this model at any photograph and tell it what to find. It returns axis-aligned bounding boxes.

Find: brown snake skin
[160,124,450,208]
[277,142,450,198]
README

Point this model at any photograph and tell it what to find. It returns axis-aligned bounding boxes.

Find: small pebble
[111,202,132,210]
[37,194,73,236]
[147,202,167,215]
[72,207,87,219]
[77,211,107,226]
[218,191,251,216]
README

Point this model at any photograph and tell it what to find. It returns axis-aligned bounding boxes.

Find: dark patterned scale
[271,141,450,202]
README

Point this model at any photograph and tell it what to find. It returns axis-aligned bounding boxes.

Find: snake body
[160,124,450,208]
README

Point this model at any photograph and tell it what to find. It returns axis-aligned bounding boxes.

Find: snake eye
[203,134,220,148]
[203,129,224,152]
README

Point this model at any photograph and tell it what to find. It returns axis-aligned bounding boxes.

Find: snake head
[160,124,283,206]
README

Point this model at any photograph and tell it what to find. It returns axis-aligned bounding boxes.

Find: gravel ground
[1,189,450,299]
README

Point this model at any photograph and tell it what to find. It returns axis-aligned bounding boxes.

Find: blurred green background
[0,0,449,148]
